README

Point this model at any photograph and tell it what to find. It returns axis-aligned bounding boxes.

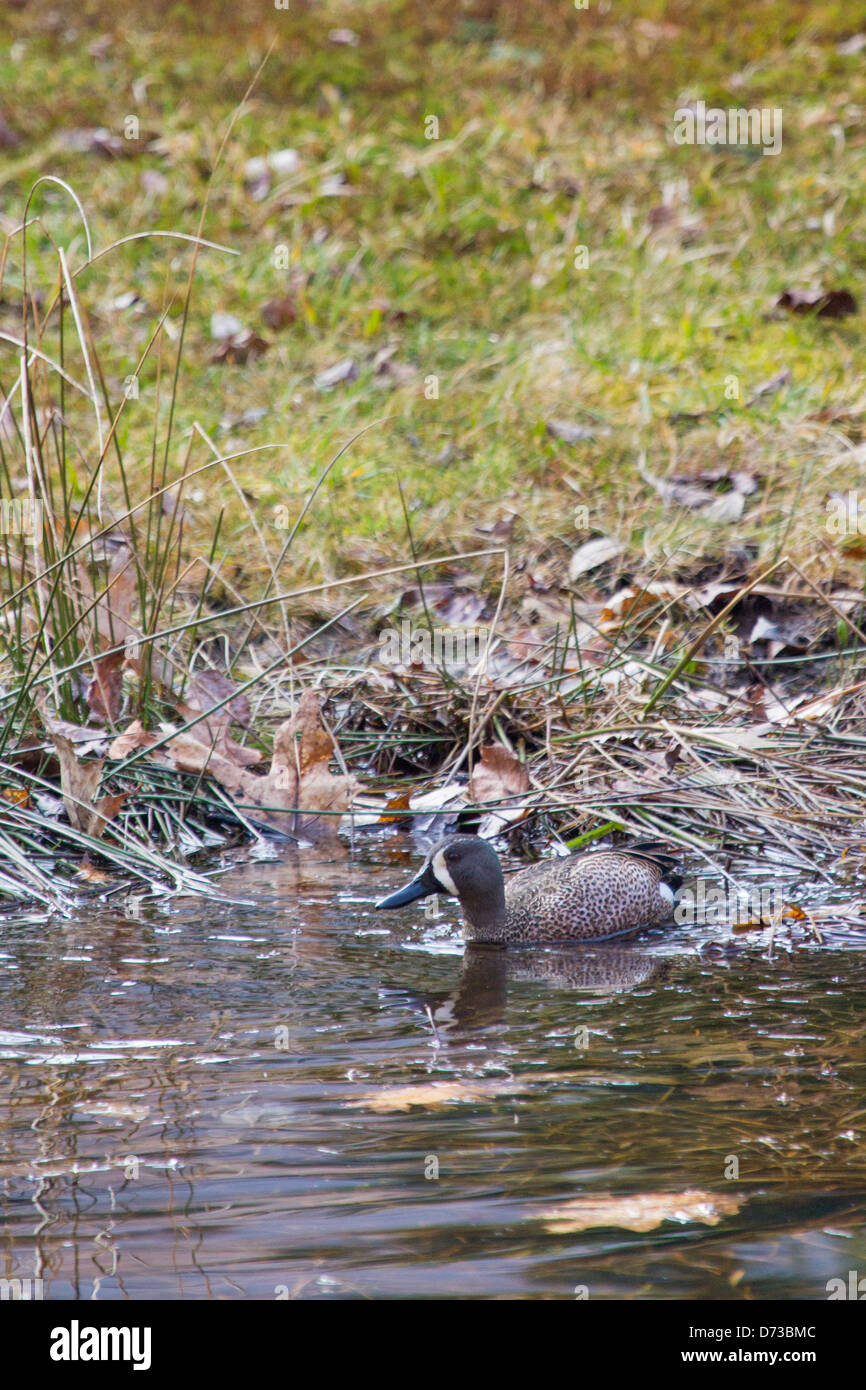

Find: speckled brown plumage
[494,848,673,943]
[376,834,679,945]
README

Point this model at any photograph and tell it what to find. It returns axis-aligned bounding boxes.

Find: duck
[375,833,681,945]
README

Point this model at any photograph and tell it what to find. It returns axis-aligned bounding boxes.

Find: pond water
[1,837,865,1300]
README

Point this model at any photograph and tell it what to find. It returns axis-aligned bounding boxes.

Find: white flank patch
[659,882,675,908]
[431,850,458,896]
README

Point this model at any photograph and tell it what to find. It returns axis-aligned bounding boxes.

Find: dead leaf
[473,515,514,542]
[314,358,357,391]
[107,720,158,760]
[405,782,467,838]
[600,584,679,628]
[431,589,486,627]
[210,329,269,365]
[767,678,866,725]
[261,296,297,330]
[669,466,758,496]
[783,903,807,921]
[87,650,125,724]
[378,790,412,823]
[48,731,125,840]
[569,536,625,582]
[36,715,108,757]
[1,786,30,807]
[641,465,750,521]
[371,347,417,386]
[669,722,778,751]
[184,670,251,729]
[541,1189,742,1234]
[77,857,114,883]
[777,287,857,319]
[347,1078,531,1113]
[164,689,357,840]
[469,742,530,838]
[82,548,141,647]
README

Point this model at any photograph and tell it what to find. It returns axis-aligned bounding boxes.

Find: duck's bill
[375,862,440,910]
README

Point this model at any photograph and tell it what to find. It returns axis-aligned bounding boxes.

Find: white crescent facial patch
[431,849,458,897]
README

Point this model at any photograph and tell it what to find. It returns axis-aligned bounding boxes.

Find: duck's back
[501,849,672,943]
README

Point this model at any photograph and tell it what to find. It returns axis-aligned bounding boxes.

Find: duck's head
[375,834,505,924]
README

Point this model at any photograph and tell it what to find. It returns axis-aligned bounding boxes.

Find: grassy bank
[2,0,865,597]
[1,1,865,911]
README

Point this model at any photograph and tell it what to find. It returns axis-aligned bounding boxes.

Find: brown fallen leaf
[1,786,30,807]
[180,668,252,734]
[169,689,356,840]
[87,649,125,724]
[177,714,263,769]
[431,589,486,627]
[77,857,113,884]
[107,719,158,760]
[108,695,355,839]
[261,296,297,330]
[78,548,141,647]
[777,286,857,319]
[34,713,108,756]
[278,691,359,837]
[48,731,126,839]
[190,669,250,726]
[473,515,515,542]
[469,742,530,838]
[210,329,269,365]
[541,1189,742,1234]
[378,789,412,823]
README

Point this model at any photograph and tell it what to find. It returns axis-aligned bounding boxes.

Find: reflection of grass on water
[2,1,866,914]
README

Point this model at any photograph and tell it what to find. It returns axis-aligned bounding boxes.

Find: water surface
[1,839,865,1299]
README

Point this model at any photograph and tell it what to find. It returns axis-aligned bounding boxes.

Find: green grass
[1,0,865,620]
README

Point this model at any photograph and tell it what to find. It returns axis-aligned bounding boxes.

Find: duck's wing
[503,846,680,894]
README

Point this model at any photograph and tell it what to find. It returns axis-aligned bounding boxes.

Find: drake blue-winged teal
[376,833,681,945]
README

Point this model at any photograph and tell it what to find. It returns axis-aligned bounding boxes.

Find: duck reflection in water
[383,943,665,1037]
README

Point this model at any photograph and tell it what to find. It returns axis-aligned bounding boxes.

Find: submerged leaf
[347,1078,532,1112]
[541,1189,742,1234]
